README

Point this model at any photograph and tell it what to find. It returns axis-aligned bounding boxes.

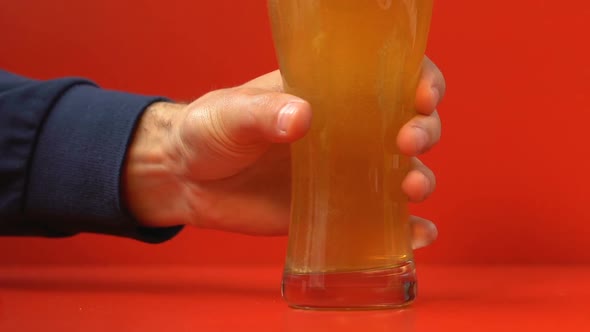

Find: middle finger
[397,110,441,156]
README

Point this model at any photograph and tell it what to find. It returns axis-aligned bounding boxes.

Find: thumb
[180,87,312,179]
[195,87,312,149]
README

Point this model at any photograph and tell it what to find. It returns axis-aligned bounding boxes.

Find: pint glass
[268,0,434,309]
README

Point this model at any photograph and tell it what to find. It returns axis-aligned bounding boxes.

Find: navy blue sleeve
[0,69,182,243]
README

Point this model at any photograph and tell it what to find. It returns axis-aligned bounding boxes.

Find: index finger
[415,56,446,115]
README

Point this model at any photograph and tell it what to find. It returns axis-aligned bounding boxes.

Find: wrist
[123,101,189,228]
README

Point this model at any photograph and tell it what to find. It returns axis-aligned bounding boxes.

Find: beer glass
[268,0,434,309]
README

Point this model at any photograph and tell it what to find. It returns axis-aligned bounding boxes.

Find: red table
[1,265,588,331]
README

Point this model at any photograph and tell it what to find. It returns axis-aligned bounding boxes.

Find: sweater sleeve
[0,69,182,243]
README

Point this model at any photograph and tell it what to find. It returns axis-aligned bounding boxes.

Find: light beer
[268,0,433,309]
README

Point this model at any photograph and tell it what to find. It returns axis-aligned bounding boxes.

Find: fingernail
[413,126,429,153]
[278,102,299,133]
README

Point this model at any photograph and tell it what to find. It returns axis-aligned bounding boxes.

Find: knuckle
[251,91,291,112]
[230,87,282,114]
[249,92,276,108]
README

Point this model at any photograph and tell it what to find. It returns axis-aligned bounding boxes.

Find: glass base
[282,261,416,310]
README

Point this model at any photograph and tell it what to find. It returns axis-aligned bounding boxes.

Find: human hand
[124,56,445,249]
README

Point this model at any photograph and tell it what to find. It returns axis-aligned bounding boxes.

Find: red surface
[1,265,589,331]
[2,0,590,265]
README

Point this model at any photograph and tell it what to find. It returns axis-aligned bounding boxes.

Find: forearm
[0,69,182,242]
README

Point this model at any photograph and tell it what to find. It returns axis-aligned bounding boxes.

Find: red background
[1,0,589,266]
